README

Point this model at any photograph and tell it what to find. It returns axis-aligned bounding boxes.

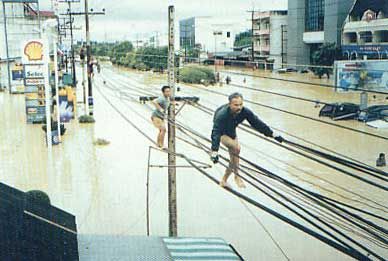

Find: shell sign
[24,41,43,61]
[21,39,47,64]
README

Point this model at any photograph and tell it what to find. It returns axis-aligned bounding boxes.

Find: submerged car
[319,103,360,121]
[358,105,388,122]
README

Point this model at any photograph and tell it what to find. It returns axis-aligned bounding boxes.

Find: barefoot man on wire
[210,92,284,188]
[151,86,171,148]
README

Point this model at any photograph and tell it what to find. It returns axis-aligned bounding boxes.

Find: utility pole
[250,10,255,63]
[68,1,76,87]
[167,5,177,237]
[2,1,11,93]
[84,0,92,115]
[281,24,287,68]
[61,7,104,115]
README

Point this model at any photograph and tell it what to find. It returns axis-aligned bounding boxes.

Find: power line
[188,84,388,141]
[97,68,388,256]
[95,80,372,260]
[101,65,388,217]
[102,67,388,188]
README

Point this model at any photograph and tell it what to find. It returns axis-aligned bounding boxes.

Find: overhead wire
[95,77,375,260]
[97,81,374,260]
[102,69,388,210]
[194,102,388,177]
[98,72,386,246]
[174,126,388,256]
[104,66,386,175]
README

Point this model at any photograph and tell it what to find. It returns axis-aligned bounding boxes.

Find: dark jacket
[211,104,273,151]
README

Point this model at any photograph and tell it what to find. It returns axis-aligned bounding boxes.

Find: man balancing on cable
[151,86,171,148]
[210,92,284,188]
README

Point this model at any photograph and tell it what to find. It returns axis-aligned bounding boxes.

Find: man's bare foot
[220,179,230,188]
[234,176,246,188]
[157,142,163,148]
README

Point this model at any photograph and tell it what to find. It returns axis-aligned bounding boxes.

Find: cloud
[40,0,287,41]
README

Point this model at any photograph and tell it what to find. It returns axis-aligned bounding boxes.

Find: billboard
[334,60,388,92]
[11,65,24,93]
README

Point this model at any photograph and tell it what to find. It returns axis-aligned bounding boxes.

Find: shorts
[151,116,165,129]
[221,135,240,150]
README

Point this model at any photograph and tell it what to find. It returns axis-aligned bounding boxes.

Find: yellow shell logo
[24,41,44,61]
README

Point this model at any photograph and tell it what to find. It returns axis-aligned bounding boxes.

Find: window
[344,32,357,44]
[375,30,388,43]
[305,0,325,32]
[227,32,231,38]
[359,31,373,43]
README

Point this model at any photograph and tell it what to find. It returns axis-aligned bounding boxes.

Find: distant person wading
[210,93,284,188]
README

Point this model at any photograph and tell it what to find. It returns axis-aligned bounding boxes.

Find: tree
[234,30,252,48]
[311,43,341,79]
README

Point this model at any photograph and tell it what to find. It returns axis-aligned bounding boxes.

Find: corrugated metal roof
[78,235,242,261]
[163,237,241,261]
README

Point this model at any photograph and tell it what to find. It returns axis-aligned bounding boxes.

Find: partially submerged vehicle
[320,103,388,123]
[358,105,388,122]
[319,103,360,121]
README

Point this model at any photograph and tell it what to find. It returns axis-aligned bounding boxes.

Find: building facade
[287,0,354,67]
[342,0,388,60]
[253,10,287,69]
[179,16,238,56]
[0,1,54,88]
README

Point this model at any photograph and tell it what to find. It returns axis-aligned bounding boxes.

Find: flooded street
[1,64,387,260]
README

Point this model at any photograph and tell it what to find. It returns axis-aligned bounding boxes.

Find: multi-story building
[287,0,354,67]
[253,10,287,69]
[342,0,388,60]
[179,16,239,56]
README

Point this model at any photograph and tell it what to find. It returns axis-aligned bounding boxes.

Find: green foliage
[234,30,252,47]
[26,190,51,205]
[79,115,95,123]
[311,43,341,79]
[88,41,173,71]
[197,67,215,81]
[180,66,215,84]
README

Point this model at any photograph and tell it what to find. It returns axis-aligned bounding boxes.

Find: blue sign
[342,45,388,57]
[12,70,23,80]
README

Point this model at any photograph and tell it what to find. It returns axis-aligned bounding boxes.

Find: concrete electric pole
[167,5,177,237]
[84,0,92,115]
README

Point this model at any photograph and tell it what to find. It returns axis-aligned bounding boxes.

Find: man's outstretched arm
[245,108,273,137]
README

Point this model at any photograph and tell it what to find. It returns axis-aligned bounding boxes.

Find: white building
[179,16,241,55]
[253,10,287,69]
[342,0,388,60]
[0,2,55,88]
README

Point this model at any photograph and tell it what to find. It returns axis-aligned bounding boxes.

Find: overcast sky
[40,0,287,42]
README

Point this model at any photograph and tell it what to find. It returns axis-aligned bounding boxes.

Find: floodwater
[0,64,387,260]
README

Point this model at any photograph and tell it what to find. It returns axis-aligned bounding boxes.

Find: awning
[78,235,243,260]
[163,237,241,261]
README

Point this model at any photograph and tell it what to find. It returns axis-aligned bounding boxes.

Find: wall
[178,16,239,54]
[324,0,354,44]
[0,3,42,88]
[270,14,288,69]
[287,0,310,67]
[0,3,40,59]
[195,17,236,53]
